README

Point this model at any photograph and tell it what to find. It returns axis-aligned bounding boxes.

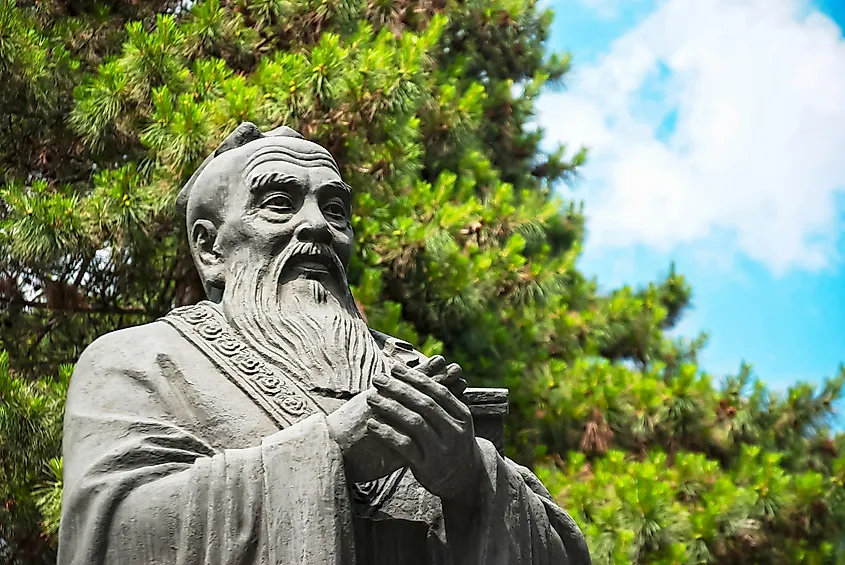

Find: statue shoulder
[76,320,184,374]
[65,321,185,411]
[80,301,222,363]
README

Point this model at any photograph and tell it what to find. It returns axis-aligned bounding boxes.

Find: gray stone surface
[57,122,591,565]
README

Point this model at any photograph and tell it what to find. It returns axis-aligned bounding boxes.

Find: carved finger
[427,364,467,399]
[371,376,454,435]
[431,363,460,385]
[367,389,445,446]
[441,365,470,413]
[390,363,466,420]
[366,418,423,464]
[437,364,467,397]
[416,354,447,377]
[449,379,468,398]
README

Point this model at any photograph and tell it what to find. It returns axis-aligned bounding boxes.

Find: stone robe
[57,302,590,565]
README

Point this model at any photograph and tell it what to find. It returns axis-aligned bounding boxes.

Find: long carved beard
[221,243,387,396]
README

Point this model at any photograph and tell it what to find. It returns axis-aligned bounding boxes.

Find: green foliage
[538,438,845,565]
[0,0,843,563]
[0,353,68,564]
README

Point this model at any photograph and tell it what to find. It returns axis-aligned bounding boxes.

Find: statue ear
[191,219,225,299]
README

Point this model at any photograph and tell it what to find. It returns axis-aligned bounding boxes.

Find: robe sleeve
[58,329,355,565]
[440,439,590,565]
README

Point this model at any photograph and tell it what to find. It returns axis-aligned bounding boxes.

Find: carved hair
[175,122,337,216]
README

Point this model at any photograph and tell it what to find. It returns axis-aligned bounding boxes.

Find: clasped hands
[326,356,484,501]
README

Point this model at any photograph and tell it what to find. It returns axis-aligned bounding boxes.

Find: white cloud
[539,0,845,274]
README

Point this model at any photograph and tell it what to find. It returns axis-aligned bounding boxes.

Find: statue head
[178,122,353,304]
[178,123,382,395]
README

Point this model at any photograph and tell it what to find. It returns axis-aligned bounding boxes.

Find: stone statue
[57,123,590,565]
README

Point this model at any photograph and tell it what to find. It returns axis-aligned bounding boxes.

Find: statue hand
[326,355,452,483]
[326,389,402,483]
[366,361,484,501]
[419,355,468,399]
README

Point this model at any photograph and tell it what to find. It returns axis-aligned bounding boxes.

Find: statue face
[193,137,383,396]
[209,137,354,300]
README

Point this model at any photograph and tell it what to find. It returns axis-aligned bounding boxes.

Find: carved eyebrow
[247,171,303,192]
[318,180,352,196]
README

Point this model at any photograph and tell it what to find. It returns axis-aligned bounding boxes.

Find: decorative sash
[162,302,324,428]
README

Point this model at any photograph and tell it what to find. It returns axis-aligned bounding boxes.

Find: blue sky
[536,0,845,414]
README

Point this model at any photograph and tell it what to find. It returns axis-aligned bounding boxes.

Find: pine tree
[1,0,844,563]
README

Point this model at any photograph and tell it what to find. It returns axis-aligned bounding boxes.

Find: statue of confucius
[58,123,590,565]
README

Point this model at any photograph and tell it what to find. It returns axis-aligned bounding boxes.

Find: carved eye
[323,199,348,224]
[260,193,295,215]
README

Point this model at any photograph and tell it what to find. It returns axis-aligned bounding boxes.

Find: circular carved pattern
[182,307,212,324]
[277,395,308,417]
[169,304,313,422]
[255,375,285,396]
[197,320,223,340]
[214,336,244,356]
[233,352,264,376]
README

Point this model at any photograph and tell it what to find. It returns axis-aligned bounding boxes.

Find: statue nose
[294,215,332,244]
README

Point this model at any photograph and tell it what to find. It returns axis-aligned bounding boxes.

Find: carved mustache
[276,241,345,279]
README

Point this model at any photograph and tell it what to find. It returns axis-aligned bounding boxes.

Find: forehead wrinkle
[243,146,340,176]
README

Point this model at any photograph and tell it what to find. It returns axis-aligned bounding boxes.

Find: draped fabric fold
[58,325,354,565]
[438,440,591,565]
[58,321,589,565]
